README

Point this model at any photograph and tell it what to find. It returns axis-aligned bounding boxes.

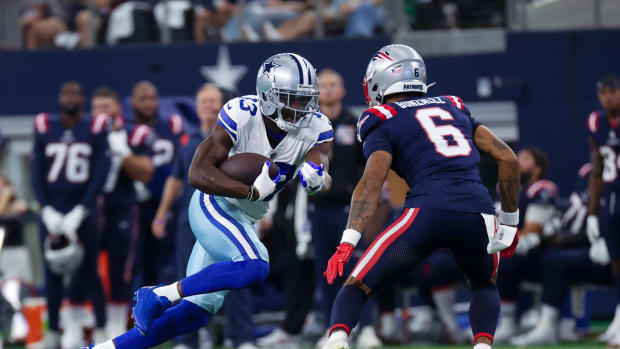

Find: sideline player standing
[321,44,521,349]
[87,53,333,349]
[131,81,185,286]
[585,74,620,346]
[92,87,155,338]
[31,81,110,349]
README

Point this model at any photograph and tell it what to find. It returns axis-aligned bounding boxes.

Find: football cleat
[30,330,61,349]
[321,331,349,349]
[315,330,330,349]
[600,305,620,342]
[608,331,620,348]
[355,326,382,349]
[132,286,172,335]
[79,343,95,349]
[257,328,300,348]
[509,319,557,346]
[93,328,108,345]
[493,317,518,344]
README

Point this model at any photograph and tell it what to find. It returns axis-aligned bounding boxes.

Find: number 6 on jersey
[415,106,472,157]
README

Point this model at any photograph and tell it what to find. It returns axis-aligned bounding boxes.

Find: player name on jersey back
[393,96,445,108]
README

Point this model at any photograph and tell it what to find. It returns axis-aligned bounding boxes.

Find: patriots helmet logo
[372,51,393,62]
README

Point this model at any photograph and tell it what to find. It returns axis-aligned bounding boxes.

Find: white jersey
[217,95,333,221]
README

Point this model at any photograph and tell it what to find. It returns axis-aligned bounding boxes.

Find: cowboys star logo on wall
[200,46,248,92]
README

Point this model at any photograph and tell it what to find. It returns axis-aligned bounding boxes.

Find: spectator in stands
[194,0,238,42]
[20,0,68,49]
[262,0,385,40]
[67,0,113,47]
[219,0,308,42]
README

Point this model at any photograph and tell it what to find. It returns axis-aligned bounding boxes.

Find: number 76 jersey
[358,95,494,214]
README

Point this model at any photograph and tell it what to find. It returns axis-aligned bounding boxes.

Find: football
[219,153,280,185]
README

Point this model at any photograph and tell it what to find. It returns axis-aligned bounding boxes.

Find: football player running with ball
[86,53,333,349]
[322,44,521,349]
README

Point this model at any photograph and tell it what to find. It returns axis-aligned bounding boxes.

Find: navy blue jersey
[358,95,494,214]
[518,179,558,230]
[587,110,620,214]
[103,119,155,210]
[171,130,209,219]
[31,112,111,213]
[145,114,185,199]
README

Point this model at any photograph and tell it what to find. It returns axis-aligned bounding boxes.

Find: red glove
[500,233,519,258]
[324,243,354,284]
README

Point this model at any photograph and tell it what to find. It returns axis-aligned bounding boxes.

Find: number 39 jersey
[30,112,111,213]
[587,109,620,211]
[358,95,494,214]
[217,95,334,221]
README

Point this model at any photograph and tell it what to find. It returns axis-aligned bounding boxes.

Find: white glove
[41,205,63,235]
[589,238,610,265]
[487,224,518,254]
[515,233,541,255]
[297,161,324,195]
[487,209,519,255]
[108,130,132,160]
[586,215,600,244]
[60,205,88,241]
[251,161,281,201]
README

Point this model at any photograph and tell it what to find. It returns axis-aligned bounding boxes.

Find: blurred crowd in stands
[17,0,505,50]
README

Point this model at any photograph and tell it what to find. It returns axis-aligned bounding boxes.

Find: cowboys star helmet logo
[262,60,281,76]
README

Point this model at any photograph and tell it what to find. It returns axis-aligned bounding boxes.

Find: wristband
[499,209,519,226]
[340,228,361,247]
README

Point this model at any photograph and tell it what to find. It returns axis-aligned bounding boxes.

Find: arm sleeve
[79,132,111,207]
[30,134,49,207]
[362,126,392,159]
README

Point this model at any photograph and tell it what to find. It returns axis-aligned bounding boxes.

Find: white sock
[433,288,458,331]
[153,282,181,303]
[473,343,491,349]
[106,303,128,337]
[93,340,116,349]
[329,330,349,342]
[540,304,559,323]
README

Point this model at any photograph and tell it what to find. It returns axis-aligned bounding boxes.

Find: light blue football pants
[185,190,269,314]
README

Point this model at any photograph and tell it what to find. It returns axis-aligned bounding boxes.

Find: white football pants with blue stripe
[186,190,269,314]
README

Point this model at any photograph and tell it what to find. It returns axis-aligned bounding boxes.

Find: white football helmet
[44,234,84,275]
[363,44,434,107]
[256,53,319,132]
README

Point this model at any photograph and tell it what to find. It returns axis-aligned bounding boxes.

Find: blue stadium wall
[2,30,620,195]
